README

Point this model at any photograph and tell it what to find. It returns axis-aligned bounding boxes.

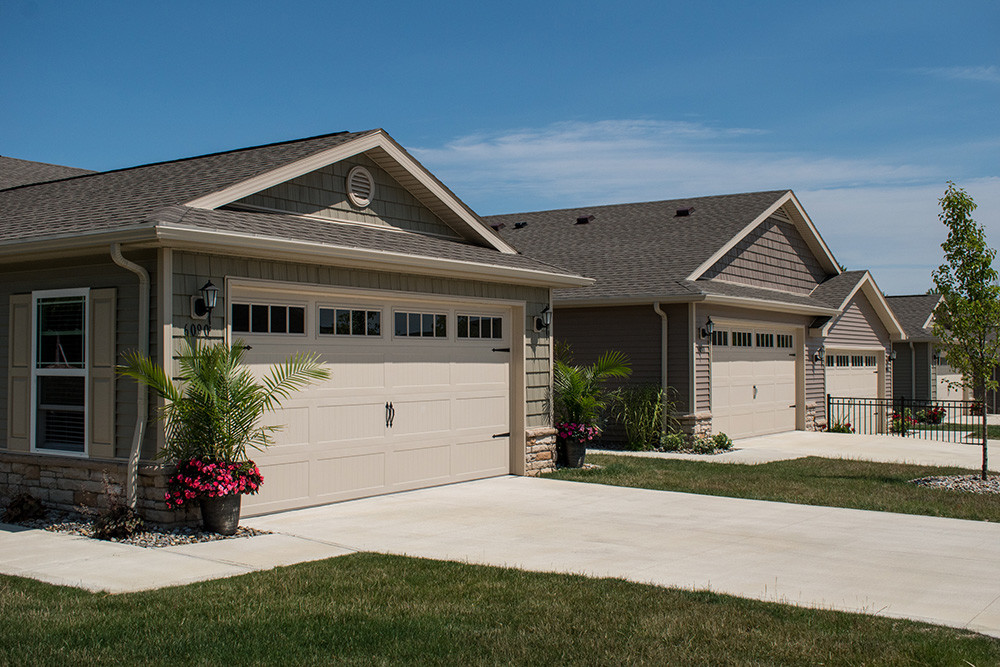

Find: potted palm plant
[552,350,631,467]
[119,337,329,534]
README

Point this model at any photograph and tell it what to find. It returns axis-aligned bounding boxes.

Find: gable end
[700,213,829,294]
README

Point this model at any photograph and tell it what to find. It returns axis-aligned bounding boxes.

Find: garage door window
[776,334,793,348]
[394,311,447,338]
[756,333,775,348]
[712,330,728,346]
[319,307,380,336]
[232,303,305,335]
[458,315,502,339]
[732,331,752,347]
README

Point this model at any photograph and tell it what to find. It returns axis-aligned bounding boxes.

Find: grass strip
[546,455,1000,522]
[2,552,998,665]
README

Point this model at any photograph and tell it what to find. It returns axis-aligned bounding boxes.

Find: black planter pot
[199,494,242,535]
[564,440,587,468]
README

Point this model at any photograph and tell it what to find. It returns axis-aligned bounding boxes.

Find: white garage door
[229,287,511,515]
[711,328,797,439]
[826,352,879,399]
[936,362,965,402]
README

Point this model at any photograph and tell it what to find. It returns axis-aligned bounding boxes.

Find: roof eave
[151,224,591,289]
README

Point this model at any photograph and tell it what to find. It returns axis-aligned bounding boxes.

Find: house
[885,294,964,403]
[0,130,589,522]
[486,191,906,440]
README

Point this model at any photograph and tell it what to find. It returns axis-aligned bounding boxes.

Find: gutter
[110,243,150,509]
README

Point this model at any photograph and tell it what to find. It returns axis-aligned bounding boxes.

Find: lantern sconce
[534,305,552,333]
[814,346,826,363]
[191,280,220,320]
[700,316,715,340]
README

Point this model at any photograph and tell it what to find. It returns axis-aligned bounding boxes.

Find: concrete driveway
[246,476,1000,638]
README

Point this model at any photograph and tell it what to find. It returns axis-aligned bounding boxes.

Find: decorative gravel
[910,474,1000,495]
[13,509,270,548]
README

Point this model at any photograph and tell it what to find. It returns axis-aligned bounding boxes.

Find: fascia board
[182,130,517,255]
[685,190,842,281]
[152,225,592,288]
[0,226,158,261]
[554,294,706,308]
[701,293,840,317]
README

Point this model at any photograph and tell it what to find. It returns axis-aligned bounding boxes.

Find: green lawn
[909,423,1000,439]
[545,455,1000,522]
[2,552,998,665]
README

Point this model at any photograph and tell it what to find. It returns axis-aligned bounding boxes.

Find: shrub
[659,432,687,451]
[828,420,854,434]
[711,433,734,451]
[611,385,678,451]
[1,492,44,523]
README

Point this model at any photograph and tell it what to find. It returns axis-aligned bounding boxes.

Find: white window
[394,311,447,338]
[32,289,89,454]
[231,303,306,335]
[319,307,381,336]
[457,314,503,340]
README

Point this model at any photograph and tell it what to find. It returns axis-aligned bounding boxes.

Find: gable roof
[886,294,942,341]
[0,156,95,190]
[488,190,846,313]
[0,130,585,287]
[810,270,906,340]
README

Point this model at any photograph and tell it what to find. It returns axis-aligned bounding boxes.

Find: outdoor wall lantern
[889,350,897,362]
[534,305,552,333]
[191,280,220,320]
[700,316,715,340]
[814,346,826,363]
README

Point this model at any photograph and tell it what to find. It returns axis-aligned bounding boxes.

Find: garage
[825,351,880,399]
[229,283,513,515]
[711,327,797,438]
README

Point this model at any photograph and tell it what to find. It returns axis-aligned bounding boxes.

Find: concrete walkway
[3,473,999,638]
[593,430,999,471]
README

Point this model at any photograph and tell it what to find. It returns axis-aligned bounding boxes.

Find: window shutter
[88,288,116,459]
[6,294,31,452]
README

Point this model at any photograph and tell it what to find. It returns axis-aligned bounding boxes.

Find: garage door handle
[753,385,757,399]
[492,347,510,352]
[386,402,396,428]
[492,432,510,438]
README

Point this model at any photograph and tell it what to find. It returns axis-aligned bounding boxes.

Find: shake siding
[171,251,551,427]
[234,153,459,239]
[0,253,158,459]
[701,216,828,294]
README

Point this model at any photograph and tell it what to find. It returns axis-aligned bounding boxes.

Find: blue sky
[2,0,997,294]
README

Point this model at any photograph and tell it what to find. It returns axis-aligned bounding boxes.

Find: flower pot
[199,494,242,535]
[564,440,587,468]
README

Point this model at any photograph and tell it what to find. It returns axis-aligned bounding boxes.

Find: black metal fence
[826,395,988,443]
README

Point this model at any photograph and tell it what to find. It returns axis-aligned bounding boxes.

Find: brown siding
[806,336,826,422]
[235,153,459,239]
[665,304,691,414]
[702,216,828,294]
[553,305,662,387]
[171,251,551,428]
[0,252,158,460]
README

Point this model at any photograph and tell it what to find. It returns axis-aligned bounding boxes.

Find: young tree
[931,182,1000,480]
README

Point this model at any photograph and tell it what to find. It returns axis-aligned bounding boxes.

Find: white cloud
[917,65,1000,83]
[412,120,1000,295]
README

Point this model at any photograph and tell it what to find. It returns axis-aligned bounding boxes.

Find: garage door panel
[389,357,452,388]
[253,460,310,510]
[260,406,311,447]
[323,354,387,391]
[389,398,452,436]
[453,438,509,476]
[314,452,386,497]
[315,402,387,442]
[453,395,508,430]
[391,443,452,486]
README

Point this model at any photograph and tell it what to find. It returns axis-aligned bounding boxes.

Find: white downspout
[910,342,916,400]
[111,243,150,509]
[653,303,669,432]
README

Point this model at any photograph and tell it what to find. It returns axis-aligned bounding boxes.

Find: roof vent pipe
[514,222,528,229]
[576,215,595,225]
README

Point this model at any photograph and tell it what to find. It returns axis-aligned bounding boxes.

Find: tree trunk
[978,380,989,481]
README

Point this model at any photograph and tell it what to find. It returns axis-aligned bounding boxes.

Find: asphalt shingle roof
[0,131,376,244]
[154,205,580,277]
[486,191,839,303]
[886,294,941,340]
[0,156,95,190]
[809,271,869,308]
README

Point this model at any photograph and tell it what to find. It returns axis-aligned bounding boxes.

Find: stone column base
[524,426,557,476]
[676,412,713,439]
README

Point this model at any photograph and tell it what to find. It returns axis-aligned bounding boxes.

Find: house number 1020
[184,323,212,337]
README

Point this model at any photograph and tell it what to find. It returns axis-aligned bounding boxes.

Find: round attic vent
[346,166,374,207]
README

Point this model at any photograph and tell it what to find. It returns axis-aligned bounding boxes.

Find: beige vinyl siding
[0,253,158,459]
[170,251,550,428]
[701,215,828,294]
[806,337,826,421]
[234,153,460,239]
